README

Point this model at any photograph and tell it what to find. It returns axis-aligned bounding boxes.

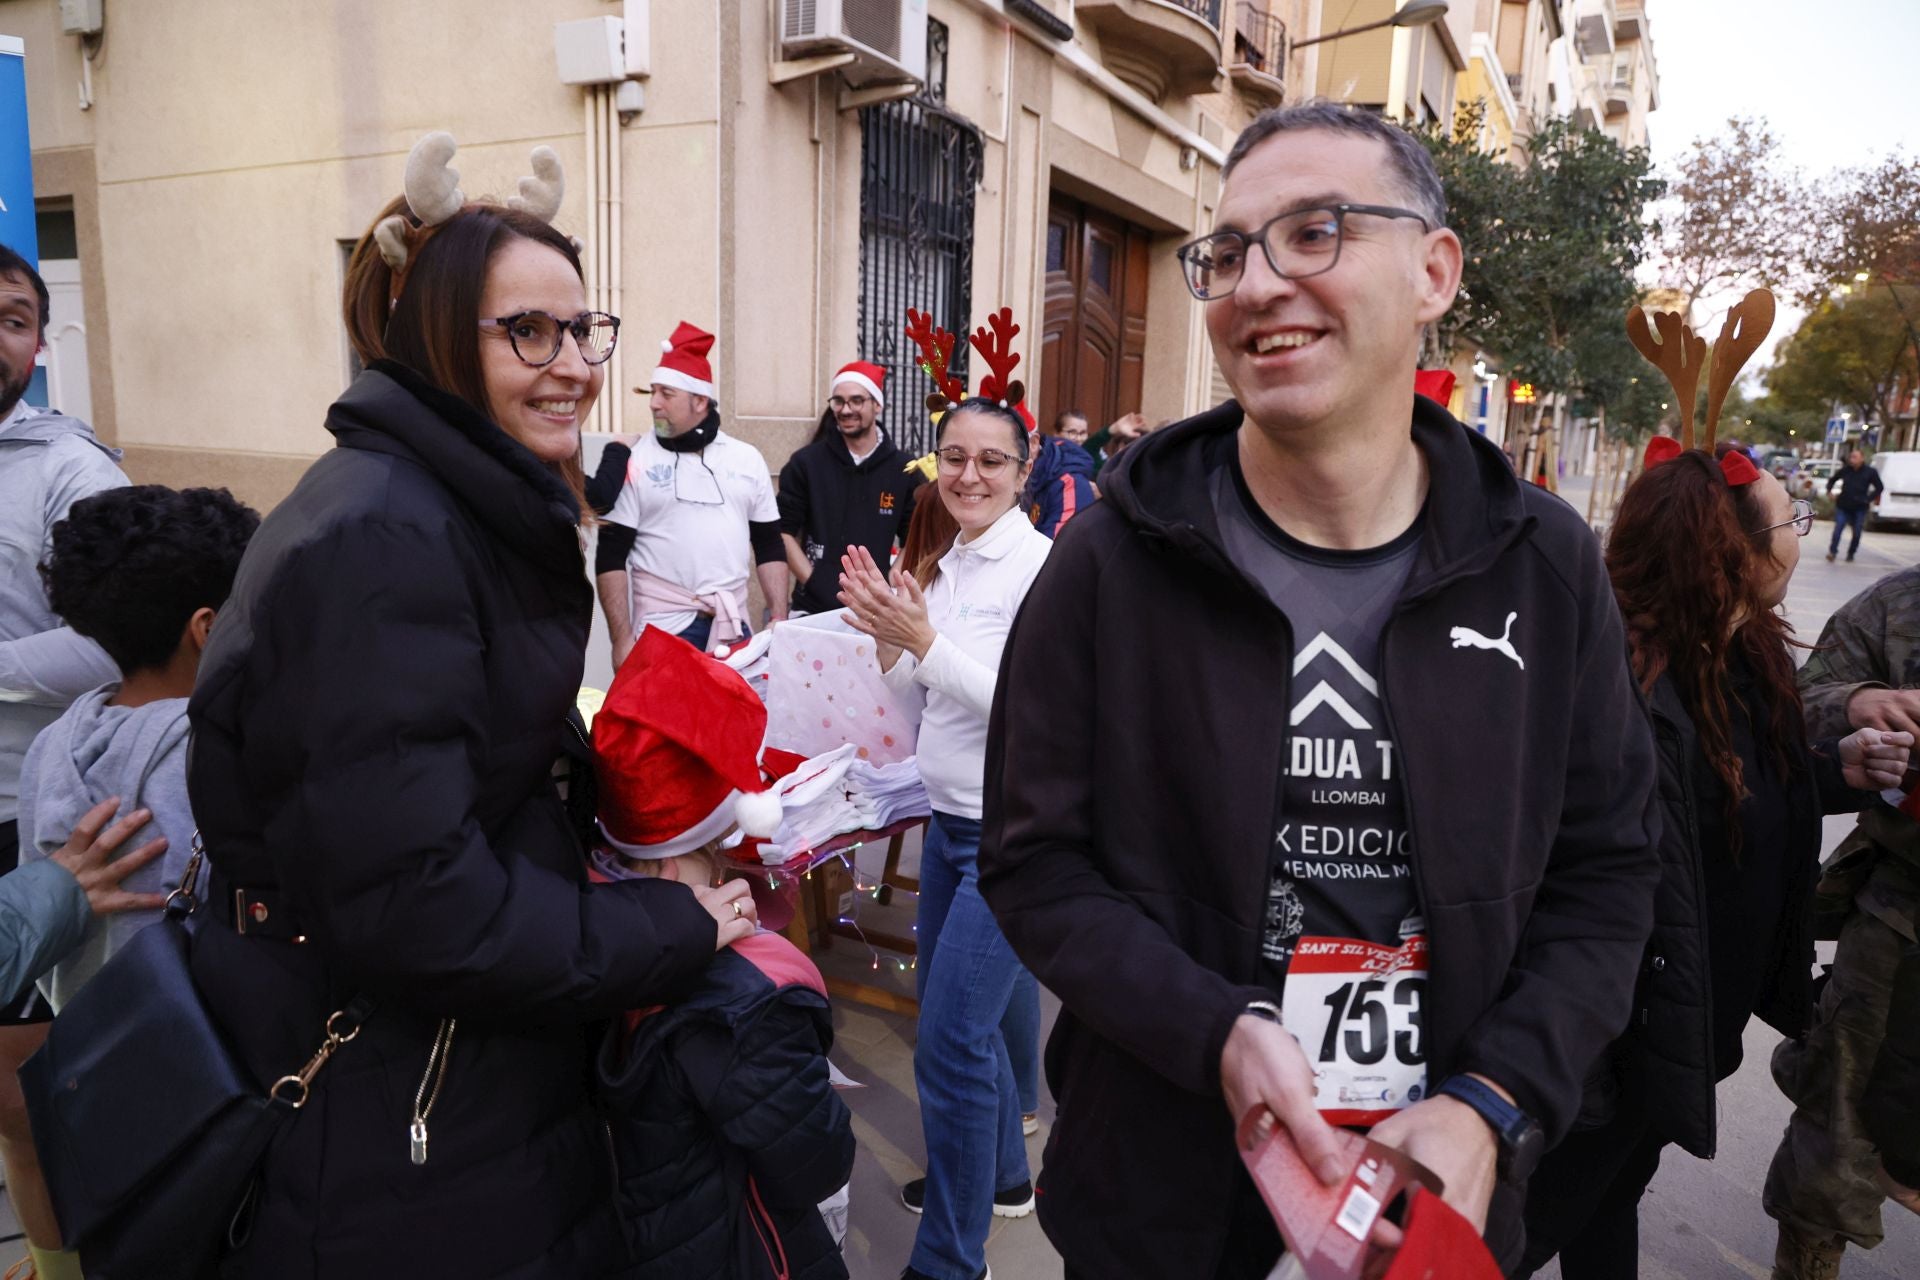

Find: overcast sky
[1644,0,1917,175]
[1637,0,1917,388]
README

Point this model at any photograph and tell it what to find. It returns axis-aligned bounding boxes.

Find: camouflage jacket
[1801,565,1920,940]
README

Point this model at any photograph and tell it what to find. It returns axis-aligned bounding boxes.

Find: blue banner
[0,36,36,268]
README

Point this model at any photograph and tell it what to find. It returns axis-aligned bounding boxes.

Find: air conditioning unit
[779,0,929,89]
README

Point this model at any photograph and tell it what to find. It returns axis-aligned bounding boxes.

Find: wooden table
[721,816,926,1015]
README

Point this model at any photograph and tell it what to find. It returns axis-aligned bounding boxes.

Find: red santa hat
[650,320,717,400]
[593,627,783,859]
[831,360,886,409]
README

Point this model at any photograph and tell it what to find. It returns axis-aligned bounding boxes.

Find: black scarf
[657,406,720,454]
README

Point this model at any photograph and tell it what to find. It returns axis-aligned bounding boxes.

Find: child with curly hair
[19,484,260,1009]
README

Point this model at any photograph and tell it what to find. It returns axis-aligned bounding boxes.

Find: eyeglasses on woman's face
[479,310,620,367]
[1755,499,1815,537]
[934,447,1023,479]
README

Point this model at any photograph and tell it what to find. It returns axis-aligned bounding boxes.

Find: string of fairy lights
[762,836,921,975]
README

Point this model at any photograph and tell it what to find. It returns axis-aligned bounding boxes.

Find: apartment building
[3,0,1297,508]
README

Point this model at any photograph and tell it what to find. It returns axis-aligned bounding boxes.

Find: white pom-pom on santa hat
[661,339,673,352]
[734,787,784,839]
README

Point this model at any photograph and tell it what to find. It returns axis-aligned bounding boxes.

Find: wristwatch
[1436,1075,1545,1182]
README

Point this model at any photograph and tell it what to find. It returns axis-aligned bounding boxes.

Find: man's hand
[1848,687,1920,739]
[1220,1014,1345,1181]
[1367,1085,1501,1234]
[51,796,171,917]
[1878,1162,1920,1216]
[1840,727,1914,791]
[611,632,636,673]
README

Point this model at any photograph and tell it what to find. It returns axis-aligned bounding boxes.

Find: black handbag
[20,835,369,1279]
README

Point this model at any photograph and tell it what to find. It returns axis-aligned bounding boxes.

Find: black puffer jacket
[1632,675,1866,1158]
[187,363,719,1279]
[599,936,853,1279]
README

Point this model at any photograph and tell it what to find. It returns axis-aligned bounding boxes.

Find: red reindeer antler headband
[1631,288,1776,487]
[905,306,1028,417]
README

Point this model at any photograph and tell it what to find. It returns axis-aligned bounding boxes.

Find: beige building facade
[3,0,1338,511]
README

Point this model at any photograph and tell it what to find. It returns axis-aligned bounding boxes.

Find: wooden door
[1041,195,1151,434]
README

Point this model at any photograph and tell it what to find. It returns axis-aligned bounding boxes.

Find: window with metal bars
[855,19,983,454]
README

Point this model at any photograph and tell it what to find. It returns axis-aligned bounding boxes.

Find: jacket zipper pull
[409,1018,457,1167]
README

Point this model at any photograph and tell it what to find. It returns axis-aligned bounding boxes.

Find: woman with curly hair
[1518,443,1913,1278]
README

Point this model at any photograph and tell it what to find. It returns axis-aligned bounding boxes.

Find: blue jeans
[1831,505,1867,558]
[910,811,1031,1280]
[1004,969,1040,1116]
[675,616,751,653]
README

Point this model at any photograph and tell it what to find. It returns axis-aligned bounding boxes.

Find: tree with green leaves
[1422,108,1664,462]
[1769,288,1919,446]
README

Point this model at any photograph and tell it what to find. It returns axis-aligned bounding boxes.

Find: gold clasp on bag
[269,1009,366,1109]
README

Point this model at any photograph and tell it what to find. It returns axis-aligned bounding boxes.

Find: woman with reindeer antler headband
[834,307,1052,1280]
[1517,292,1914,1280]
[183,133,759,1278]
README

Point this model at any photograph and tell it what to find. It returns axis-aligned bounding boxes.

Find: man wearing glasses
[595,321,786,663]
[980,104,1660,1276]
[776,361,918,617]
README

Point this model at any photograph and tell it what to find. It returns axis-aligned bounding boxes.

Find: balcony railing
[1163,0,1223,23]
[1233,2,1286,77]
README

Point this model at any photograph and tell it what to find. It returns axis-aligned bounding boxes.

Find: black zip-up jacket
[979,398,1661,1276]
[1828,462,1884,511]
[1620,676,1866,1159]
[776,427,917,615]
[600,938,853,1279]
[187,363,719,1278]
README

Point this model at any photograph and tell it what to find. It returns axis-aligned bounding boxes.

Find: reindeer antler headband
[904,306,1027,417]
[374,132,570,302]
[1630,287,1777,484]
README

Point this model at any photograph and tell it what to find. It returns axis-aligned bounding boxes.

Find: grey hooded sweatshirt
[17,687,193,1009]
[0,401,127,824]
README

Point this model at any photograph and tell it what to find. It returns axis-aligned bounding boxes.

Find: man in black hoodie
[979,104,1660,1278]
[777,361,918,616]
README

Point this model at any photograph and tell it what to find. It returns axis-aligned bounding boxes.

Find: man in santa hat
[776,360,920,618]
[596,321,788,665]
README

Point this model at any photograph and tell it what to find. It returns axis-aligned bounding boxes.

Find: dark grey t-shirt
[1211,459,1425,993]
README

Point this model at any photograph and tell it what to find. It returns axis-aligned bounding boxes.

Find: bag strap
[179,831,376,1110]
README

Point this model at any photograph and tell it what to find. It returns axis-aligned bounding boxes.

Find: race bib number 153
[1280,935,1429,1128]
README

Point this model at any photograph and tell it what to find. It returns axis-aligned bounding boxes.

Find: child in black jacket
[590,626,855,1279]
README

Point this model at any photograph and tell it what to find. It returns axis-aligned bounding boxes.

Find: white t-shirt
[881,505,1051,819]
[608,429,780,635]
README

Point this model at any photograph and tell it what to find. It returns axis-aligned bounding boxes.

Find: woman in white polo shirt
[838,397,1051,1280]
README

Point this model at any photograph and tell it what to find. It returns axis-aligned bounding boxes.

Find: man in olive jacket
[1766,563,1920,1275]
[979,104,1660,1277]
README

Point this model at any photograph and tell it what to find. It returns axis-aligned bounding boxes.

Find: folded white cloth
[759,748,931,864]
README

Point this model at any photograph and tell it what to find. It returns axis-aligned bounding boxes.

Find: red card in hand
[1235,1112,1441,1280]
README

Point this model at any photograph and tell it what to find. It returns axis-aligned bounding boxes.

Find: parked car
[1797,458,1842,518]
[1870,452,1920,529]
